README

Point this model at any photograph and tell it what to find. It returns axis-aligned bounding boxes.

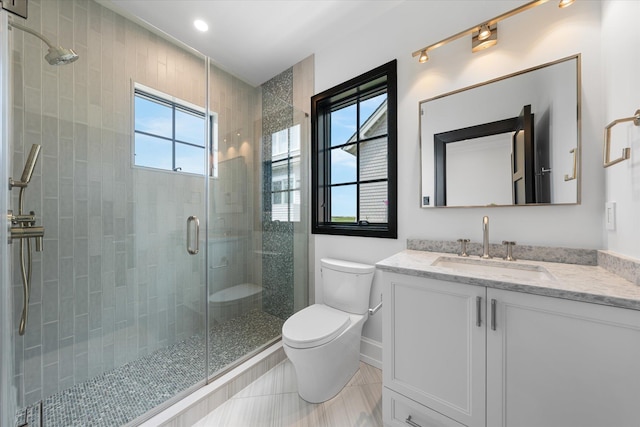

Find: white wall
[446,136,513,207]
[313,0,604,344]
[602,0,640,258]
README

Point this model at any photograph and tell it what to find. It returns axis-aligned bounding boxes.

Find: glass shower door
[5,1,210,425]
[205,70,310,378]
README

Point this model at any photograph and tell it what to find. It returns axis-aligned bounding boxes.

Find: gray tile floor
[194,360,383,427]
[16,309,284,427]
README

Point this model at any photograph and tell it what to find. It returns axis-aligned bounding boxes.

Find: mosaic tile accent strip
[407,239,598,265]
[16,310,283,427]
[262,68,294,107]
[261,68,296,320]
[261,222,295,319]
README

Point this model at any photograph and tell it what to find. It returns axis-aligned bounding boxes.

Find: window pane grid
[134,88,210,175]
[312,60,396,238]
[326,93,388,224]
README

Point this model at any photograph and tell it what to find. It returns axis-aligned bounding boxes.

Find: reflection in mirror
[420,55,580,208]
[446,133,512,206]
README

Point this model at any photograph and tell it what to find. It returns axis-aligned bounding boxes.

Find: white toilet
[282,258,375,403]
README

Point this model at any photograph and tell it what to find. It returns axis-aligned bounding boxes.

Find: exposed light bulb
[558,0,575,8]
[472,24,498,53]
[478,24,491,41]
[194,19,209,32]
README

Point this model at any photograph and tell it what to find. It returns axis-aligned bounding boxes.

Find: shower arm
[9,20,56,49]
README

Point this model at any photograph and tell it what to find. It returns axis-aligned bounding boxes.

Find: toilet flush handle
[368,294,383,315]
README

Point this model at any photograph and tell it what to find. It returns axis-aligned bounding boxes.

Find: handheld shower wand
[9,143,41,188]
[9,144,44,335]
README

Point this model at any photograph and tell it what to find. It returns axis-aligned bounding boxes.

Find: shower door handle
[186,216,200,255]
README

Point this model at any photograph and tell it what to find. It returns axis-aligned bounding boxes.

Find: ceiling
[103,0,404,86]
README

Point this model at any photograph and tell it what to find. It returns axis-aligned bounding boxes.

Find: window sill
[312,223,397,239]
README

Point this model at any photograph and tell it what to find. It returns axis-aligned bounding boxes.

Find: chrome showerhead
[45,46,79,65]
[9,20,79,66]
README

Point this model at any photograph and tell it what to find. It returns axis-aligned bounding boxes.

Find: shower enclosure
[0,1,310,426]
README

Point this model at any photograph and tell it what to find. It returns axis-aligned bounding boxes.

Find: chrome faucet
[481,216,491,259]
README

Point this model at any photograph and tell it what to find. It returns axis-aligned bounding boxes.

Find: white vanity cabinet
[486,287,640,427]
[382,270,640,427]
[382,272,486,427]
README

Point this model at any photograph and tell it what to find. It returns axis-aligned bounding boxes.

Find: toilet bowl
[282,258,375,403]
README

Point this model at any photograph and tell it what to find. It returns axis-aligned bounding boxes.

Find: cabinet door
[383,272,486,427]
[487,288,640,427]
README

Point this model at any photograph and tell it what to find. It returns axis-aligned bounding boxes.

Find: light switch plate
[605,201,616,231]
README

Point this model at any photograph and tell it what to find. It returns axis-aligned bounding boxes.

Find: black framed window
[133,85,216,176]
[311,60,397,238]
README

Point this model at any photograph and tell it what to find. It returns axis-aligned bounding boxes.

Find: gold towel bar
[603,109,640,168]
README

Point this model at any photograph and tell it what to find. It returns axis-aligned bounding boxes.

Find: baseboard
[360,336,382,369]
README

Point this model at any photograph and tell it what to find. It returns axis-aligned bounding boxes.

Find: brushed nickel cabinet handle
[491,298,497,331]
[406,415,422,427]
[476,296,482,327]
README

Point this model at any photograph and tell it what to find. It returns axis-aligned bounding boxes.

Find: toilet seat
[282,304,351,349]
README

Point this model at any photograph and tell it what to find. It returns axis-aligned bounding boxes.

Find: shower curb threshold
[136,341,286,427]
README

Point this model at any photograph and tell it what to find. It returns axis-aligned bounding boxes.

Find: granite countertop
[376,249,640,311]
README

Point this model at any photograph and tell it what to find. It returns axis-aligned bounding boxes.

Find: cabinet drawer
[383,387,466,427]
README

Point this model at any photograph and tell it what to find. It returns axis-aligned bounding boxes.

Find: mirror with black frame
[420,55,580,208]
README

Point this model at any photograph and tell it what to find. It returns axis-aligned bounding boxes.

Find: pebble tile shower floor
[15,309,284,427]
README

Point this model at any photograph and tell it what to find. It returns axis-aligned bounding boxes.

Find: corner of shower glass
[0,9,20,427]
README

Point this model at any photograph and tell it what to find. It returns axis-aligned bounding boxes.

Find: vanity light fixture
[558,0,575,8]
[472,24,498,53]
[477,24,492,41]
[412,0,559,63]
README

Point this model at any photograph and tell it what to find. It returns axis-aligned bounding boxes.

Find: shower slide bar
[8,144,45,335]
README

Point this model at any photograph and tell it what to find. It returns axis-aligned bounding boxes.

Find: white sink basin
[432,256,555,282]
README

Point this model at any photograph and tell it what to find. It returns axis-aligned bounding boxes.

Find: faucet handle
[502,241,516,261]
[457,238,470,257]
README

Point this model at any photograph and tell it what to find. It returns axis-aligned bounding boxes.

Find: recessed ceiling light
[194,19,209,32]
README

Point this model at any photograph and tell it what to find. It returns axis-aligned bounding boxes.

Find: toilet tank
[321,258,375,314]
